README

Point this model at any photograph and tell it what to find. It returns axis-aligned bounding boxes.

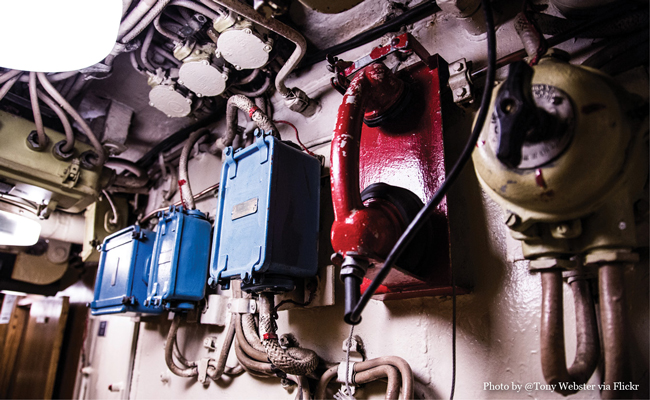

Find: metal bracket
[197,358,210,385]
[337,362,356,384]
[448,58,474,104]
[227,298,257,314]
[60,159,81,188]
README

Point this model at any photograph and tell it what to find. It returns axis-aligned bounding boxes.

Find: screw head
[243,28,252,34]
[618,221,627,230]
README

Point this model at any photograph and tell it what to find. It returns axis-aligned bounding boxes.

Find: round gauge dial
[488,84,575,169]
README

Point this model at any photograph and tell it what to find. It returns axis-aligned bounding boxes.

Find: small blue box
[90,225,159,316]
[145,206,211,311]
[209,131,321,292]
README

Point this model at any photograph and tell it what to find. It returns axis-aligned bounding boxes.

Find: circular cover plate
[217,30,269,70]
[149,85,191,118]
[179,61,227,97]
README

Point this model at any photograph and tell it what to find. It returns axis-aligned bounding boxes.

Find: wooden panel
[0,302,29,398]
[7,296,69,399]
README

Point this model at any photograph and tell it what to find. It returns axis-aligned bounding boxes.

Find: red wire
[274,120,316,157]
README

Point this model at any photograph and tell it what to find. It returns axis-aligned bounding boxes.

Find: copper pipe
[539,271,600,396]
[599,265,629,399]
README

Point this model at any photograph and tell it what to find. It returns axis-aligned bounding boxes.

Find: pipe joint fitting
[284,87,311,113]
[26,130,50,152]
[529,257,577,272]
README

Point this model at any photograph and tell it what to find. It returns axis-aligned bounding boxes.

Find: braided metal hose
[258,293,319,376]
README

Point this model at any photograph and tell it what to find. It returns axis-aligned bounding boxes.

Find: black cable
[346,0,497,325]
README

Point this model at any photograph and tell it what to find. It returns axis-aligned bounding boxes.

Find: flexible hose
[258,293,319,376]
[37,72,106,166]
[36,89,74,152]
[200,0,306,98]
[0,74,20,102]
[224,94,277,146]
[169,0,221,21]
[29,72,48,149]
[19,71,78,83]
[0,69,22,85]
[121,0,172,44]
[130,51,151,75]
[165,314,199,377]
[539,271,600,395]
[179,128,209,210]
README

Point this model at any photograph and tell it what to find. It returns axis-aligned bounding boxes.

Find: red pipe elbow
[330,63,407,260]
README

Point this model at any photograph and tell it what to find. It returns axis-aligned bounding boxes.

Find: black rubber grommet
[79,150,99,169]
[26,130,50,152]
[52,140,75,161]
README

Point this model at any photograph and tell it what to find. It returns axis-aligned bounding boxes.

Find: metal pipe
[117,0,158,41]
[206,313,237,381]
[286,374,311,400]
[179,128,209,210]
[168,0,222,21]
[121,0,172,44]
[598,264,629,399]
[0,69,22,85]
[29,72,48,149]
[229,74,272,98]
[354,365,400,400]
[154,13,183,42]
[19,71,78,83]
[353,357,413,400]
[200,0,306,98]
[36,89,75,153]
[37,211,85,244]
[165,314,199,377]
[234,338,276,375]
[102,189,120,226]
[235,313,269,362]
[539,271,600,396]
[37,72,106,166]
[0,74,20,102]
[141,25,159,71]
[315,365,338,399]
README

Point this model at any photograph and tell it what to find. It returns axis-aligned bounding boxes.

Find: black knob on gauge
[494,61,538,168]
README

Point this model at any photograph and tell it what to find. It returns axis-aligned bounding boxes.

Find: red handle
[330,63,407,260]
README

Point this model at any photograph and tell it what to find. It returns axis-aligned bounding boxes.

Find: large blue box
[90,225,159,316]
[145,206,211,310]
[209,131,321,292]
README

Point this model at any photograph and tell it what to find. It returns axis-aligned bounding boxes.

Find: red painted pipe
[330,63,407,259]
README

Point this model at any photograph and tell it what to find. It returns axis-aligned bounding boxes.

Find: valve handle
[495,61,538,169]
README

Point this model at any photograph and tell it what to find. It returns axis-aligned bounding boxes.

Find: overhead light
[0,210,41,246]
[0,0,122,72]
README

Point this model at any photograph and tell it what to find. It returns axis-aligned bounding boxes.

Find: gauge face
[488,84,575,169]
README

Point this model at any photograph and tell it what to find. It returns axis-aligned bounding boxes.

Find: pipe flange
[529,258,576,272]
[584,250,639,266]
[52,140,75,161]
[79,150,99,169]
[26,130,50,152]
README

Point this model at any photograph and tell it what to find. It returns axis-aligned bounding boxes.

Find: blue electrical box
[90,225,159,316]
[145,206,211,311]
[209,131,321,292]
